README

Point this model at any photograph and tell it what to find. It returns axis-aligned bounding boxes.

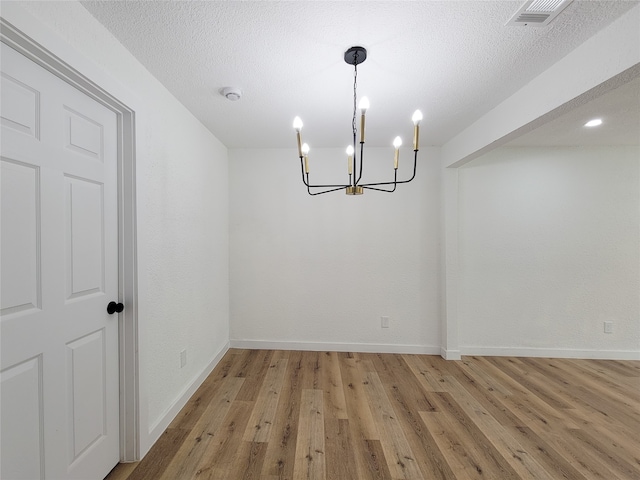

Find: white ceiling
[80,0,639,149]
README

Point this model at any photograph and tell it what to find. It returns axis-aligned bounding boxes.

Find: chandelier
[293,46,423,196]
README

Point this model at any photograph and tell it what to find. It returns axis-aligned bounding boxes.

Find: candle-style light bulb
[412,110,422,151]
[358,97,369,144]
[393,136,402,170]
[302,143,310,174]
[359,97,370,114]
[293,117,303,156]
[411,110,423,126]
[346,145,354,175]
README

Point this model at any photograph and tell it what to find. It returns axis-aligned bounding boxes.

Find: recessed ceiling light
[584,118,603,127]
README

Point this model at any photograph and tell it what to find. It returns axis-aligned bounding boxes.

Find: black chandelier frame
[296,46,420,196]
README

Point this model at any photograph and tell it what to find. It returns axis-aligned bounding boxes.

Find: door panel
[1,42,119,480]
[0,355,44,480]
[0,71,40,138]
[64,106,104,161]
[66,329,107,461]
[0,158,41,316]
[65,176,105,299]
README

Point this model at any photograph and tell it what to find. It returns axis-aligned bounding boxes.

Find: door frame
[1,18,140,461]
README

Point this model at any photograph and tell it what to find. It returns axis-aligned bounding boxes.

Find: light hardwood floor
[106,349,640,480]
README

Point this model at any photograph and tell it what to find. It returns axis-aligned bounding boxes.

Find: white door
[1,43,120,479]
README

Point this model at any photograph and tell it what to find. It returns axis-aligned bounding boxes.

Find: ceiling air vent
[507,0,573,27]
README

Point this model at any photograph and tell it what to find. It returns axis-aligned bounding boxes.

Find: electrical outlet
[603,321,613,334]
[381,316,389,328]
[180,349,187,368]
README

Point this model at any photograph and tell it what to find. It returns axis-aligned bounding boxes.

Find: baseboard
[440,347,462,360]
[229,339,440,355]
[223,340,638,360]
[146,341,230,448]
[460,346,640,360]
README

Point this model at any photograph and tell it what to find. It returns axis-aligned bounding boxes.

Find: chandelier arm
[307,185,349,196]
[306,179,352,188]
[300,157,309,186]
[307,182,352,188]
[362,169,397,193]
[300,158,349,188]
[359,150,418,187]
[393,149,419,184]
[363,184,397,193]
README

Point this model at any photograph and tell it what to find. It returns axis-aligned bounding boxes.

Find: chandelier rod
[351,51,359,188]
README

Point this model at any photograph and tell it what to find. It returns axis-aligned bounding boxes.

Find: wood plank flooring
[106,350,640,480]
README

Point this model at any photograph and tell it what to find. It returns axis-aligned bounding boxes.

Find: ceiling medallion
[293,46,423,196]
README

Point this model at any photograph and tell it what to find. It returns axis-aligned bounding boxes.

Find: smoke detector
[221,87,242,101]
[507,0,573,27]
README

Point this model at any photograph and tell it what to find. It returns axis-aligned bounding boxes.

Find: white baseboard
[229,340,638,361]
[460,346,640,360]
[440,347,462,360]
[229,339,441,355]
[146,342,230,448]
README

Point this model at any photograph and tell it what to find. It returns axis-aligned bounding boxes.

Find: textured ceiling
[80,1,639,149]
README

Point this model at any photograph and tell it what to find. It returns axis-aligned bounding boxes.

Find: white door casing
[1,42,120,479]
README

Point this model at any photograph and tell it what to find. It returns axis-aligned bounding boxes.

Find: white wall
[3,2,230,454]
[458,146,639,358]
[229,147,441,353]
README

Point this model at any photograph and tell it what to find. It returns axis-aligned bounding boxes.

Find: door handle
[107,301,124,314]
